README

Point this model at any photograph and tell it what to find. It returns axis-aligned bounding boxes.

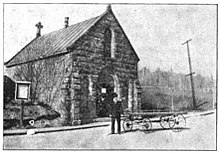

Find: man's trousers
[111,116,121,134]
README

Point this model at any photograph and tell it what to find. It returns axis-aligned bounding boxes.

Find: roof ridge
[41,11,107,38]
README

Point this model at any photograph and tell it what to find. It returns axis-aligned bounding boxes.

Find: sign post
[15,81,31,128]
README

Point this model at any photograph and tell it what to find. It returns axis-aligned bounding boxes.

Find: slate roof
[5,7,139,68]
[5,11,106,67]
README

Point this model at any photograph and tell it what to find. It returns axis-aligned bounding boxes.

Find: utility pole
[182,39,196,108]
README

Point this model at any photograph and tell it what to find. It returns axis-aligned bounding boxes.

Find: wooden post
[20,100,24,128]
[182,39,196,109]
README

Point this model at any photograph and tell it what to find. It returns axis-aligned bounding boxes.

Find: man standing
[110,93,123,134]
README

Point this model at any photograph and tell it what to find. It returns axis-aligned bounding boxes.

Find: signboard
[15,81,31,100]
[101,88,106,93]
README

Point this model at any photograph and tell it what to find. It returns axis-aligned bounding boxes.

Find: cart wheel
[160,115,170,129]
[123,119,133,132]
[142,118,152,132]
[171,114,186,132]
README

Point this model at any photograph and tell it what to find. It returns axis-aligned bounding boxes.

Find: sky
[3,4,217,78]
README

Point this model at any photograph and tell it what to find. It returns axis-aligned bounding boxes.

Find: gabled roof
[5,10,107,68]
[5,7,140,68]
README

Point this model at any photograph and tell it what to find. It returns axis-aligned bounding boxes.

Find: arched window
[104,29,111,58]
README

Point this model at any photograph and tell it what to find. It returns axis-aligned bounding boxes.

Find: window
[111,30,116,58]
[104,29,111,58]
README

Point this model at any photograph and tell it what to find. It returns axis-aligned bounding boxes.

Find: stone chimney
[64,17,69,28]
[35,22,43,37]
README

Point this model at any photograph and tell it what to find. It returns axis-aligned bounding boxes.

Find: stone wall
[67,9,141,123]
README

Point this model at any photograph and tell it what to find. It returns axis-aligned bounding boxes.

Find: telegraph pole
[182,39,196,108]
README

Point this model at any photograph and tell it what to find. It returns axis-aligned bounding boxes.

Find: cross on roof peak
[35,22,43,37]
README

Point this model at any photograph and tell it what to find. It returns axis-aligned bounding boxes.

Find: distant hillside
[138,67,216,111]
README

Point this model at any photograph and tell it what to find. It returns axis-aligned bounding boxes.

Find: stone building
[5,5,141,126]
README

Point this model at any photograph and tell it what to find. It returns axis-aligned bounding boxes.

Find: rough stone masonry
[5,5,141,127]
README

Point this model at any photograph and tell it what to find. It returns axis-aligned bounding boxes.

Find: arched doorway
[96,69,115,117]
